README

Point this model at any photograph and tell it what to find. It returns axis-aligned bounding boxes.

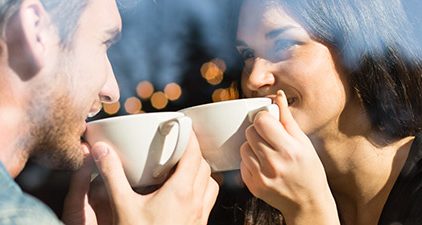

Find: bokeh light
[212,58,227,72]
[228,82,240,100]
[124,97,143,114]
[136,81,155,99]
[212,88,226,102]
[212,84,239,102]
[164,82,182,101]
[151,91,168,110]
[200,58,226,85]
[103,102,121,115]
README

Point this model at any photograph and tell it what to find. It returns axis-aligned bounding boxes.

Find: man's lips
[88,107,102,118]
[80,121,88,142]
[88,100,103,118]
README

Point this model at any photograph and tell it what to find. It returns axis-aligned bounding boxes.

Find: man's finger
[90,142,133,205]
[193,158,212,197]
[64,146,94,206]
[166,131,202,186]
[201,178,219,225]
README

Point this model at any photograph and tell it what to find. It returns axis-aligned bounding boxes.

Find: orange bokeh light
[103,102,121,115]
[136,81,155,99]
[151,92,168,110]
[212,88,224,102]
[212,86,239,102]
[164,83,182,101]
[212,58,227,72]
[200,60,224,85]
[124,97,142,114]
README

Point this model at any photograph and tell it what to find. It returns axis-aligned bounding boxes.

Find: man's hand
[63,130,219,225]
[62,146,98,225]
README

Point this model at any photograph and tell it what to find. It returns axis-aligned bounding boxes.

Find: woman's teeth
[287,97,296,106]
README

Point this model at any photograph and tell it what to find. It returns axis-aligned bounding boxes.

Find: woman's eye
[239,48,255,61]
[274,39,300,53]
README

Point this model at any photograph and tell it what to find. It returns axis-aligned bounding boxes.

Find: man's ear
[5,0,51,81]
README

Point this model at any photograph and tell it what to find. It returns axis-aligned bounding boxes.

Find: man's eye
[104,39,114,49]
[239,48,255,61]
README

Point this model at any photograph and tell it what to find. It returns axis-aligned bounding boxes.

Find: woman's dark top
[378,133,422,225]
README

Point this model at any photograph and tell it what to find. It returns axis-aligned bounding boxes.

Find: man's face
[28,0,122,169]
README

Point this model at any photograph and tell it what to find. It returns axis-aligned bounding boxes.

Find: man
[0,0,218,224]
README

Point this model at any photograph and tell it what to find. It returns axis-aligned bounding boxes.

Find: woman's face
[237,0,351,135]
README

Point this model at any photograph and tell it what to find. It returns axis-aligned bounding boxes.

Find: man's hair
[0,0,89,47]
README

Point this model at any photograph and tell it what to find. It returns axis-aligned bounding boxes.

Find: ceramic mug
[180,97,279,172]
[84,112,191,187]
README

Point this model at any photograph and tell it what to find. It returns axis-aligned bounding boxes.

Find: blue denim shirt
[0,163,63,225]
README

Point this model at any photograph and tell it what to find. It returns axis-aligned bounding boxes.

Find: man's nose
[99,58,120,104]
[244,57,275,92]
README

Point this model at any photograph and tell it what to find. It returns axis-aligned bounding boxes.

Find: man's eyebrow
[105,28,122,45]
[265,26,298,39]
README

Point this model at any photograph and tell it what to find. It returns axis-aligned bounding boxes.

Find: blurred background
[15,0,422,224]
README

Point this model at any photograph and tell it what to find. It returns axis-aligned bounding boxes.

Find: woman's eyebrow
[236,40,248,47]
[265,25,298,39]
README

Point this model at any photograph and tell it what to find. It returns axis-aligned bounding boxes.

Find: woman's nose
[243,57,275,92]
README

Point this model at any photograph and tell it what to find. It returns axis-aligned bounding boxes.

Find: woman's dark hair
[242,0,422,224]
[280,0,422,140]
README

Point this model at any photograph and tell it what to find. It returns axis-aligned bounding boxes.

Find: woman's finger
[274,90,305,138]
[240,161,255,191]
[245,124,284,159]
[239,142,261,176]
[251,113,295,154]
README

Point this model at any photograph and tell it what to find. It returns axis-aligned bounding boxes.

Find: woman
[236,0,422,224]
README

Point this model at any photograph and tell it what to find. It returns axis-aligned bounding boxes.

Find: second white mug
[180,97,279,172]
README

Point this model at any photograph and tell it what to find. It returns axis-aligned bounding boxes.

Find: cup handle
[247,104,280,123]
[152,116,192,178]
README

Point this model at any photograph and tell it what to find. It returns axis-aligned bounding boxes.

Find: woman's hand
[62,131,219,225]
[240,90,339,225]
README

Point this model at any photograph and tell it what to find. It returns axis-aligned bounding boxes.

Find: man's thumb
[90,142,133,203]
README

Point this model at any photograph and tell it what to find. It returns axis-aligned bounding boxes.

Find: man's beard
[25,91,85,171]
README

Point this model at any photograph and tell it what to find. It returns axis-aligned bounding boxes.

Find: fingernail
[91,144,109,161]
[277,89,284,96]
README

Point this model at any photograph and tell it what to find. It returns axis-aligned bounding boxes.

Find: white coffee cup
[84,112,191,187]
[180,97,279,172]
